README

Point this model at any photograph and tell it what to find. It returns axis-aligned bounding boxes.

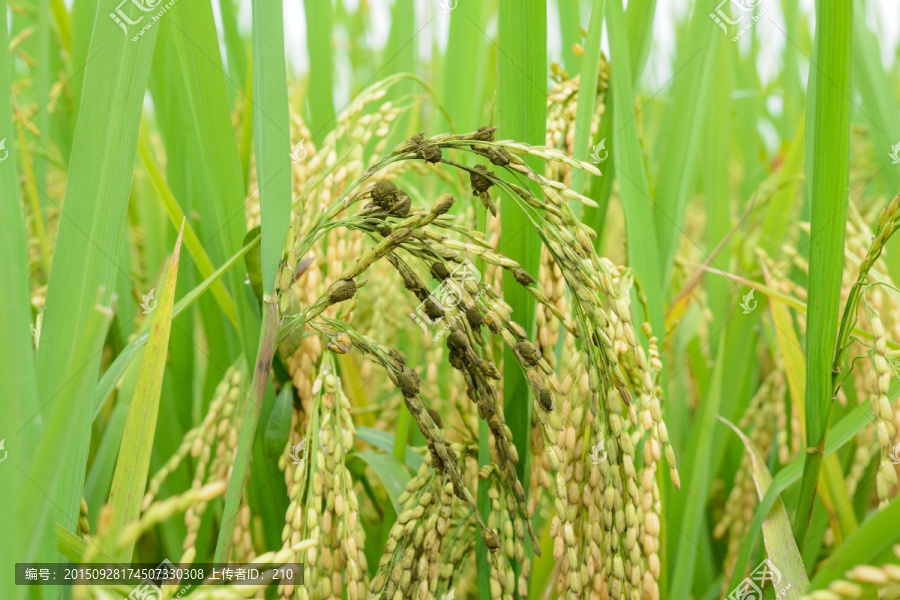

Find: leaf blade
[103,225,184,561]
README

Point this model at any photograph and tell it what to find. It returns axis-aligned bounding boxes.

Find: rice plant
[4,1,900,600]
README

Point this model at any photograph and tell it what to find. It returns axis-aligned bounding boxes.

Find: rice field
[4,0,900,599]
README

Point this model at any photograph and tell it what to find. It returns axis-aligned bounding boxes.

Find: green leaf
[702,31,732,330]
[243,225,265,304]
[669,337,726,600]
[810,495,900,590]
[0,0,40,590]
[152,0,259,369]
[653,0,718,284]
[499,0,545,492]
[605,0,662,336]
[252,0,292,294]
[570,0,605,213]
[442,0,495,132]
[759,121,806,258]
[137,135,238,328]
[56,524,88,563]
[304,0,336,146]
[93,233,261,418]
[498,0,546,583]
[348,452,412,515]
[356,426,424,471]
[214,301,280,563]
[584,0,657,248]
[728,381,899,592]
[556,0,581,75]
[212,3,292,558]
[103,225,184,561]
[265,383,294,459]
[794,0,853,547]
[33,0,162,541]
[851,0,900,201]
[719,417,809,598]
[19,297,115,564]
[770,292,857,539]
[218,0,247,95]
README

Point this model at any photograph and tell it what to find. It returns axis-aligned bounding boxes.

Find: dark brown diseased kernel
[371,180,399,205]
[430,262,451,281]
[397,367,421,397]
[477,359,500,380]
[466,306,484,329]
[423,298,444,322]
[473,125,497,141]
[390,192,411,217]
[427,408,443,429]
[427,441,443,472]
[484,312,501,334]
[416,144,442,163]
[446,329,470,352]
[452,482,467,502]
[513,268,536,286]
[514,340,541,368]
[489,415,503,436]
[387,347,407,366]
[487,147,511,166]
[538,388,553,411]
[473,145,511,166]
[327,279,357,304]
[469,165,494,194]
[482,528,501,550]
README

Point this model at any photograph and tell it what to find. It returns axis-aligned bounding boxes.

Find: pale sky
[271,0,900,114]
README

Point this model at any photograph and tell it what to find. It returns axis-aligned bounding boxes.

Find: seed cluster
[137,113,684,599]
[369,462,459,600]
[866,311,898,508]
[278,360,368,600]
